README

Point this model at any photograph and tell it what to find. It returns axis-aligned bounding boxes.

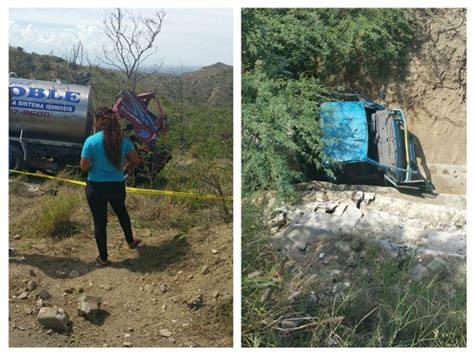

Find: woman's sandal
[95,256,110,268]
[128,238,142,249]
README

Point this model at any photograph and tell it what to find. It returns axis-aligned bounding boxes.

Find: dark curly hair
[94,107,123,169]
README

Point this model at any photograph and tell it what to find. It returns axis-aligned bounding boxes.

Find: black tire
[9,144,25,172]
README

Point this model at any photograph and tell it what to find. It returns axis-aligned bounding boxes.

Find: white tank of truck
[9,76,94,171]
[9,77,93,143]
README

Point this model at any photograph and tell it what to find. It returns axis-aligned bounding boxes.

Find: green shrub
[34,189,80,238]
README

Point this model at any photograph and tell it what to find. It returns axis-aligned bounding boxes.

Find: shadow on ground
[9,237,191,278]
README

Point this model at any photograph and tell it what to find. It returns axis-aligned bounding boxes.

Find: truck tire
[9,144,25,172]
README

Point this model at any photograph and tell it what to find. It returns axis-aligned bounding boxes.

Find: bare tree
[64,40,91,82]
[99,8,165,92]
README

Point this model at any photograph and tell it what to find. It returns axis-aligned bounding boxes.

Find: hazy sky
[9,8,233,67]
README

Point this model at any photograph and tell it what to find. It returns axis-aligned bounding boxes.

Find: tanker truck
[9,76,94,172]
[9,75,170,174]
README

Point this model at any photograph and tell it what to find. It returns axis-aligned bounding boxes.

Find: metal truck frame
[320,94,433,192]
[9,76,169,175]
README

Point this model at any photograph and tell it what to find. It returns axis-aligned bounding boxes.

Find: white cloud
[9,8,232,66]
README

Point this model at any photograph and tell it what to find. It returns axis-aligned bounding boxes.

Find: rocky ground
[260,174,466,302]
[9,179,232,348]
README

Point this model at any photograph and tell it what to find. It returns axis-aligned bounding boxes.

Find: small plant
[34,188,81,238]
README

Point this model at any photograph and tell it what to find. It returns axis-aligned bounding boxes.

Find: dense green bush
[242,69,329,195]
[243,8,419,85]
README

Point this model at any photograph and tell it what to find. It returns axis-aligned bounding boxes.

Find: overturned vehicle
[320,94,433,192]
[9,75,170,175]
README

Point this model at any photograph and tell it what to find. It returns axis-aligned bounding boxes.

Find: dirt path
[9,222,232,347]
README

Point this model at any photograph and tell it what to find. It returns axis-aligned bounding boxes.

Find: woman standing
[80,107,142,267]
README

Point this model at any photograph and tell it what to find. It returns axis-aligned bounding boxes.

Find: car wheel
[9,144,25,172]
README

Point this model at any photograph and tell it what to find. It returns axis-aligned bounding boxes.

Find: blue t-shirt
[81,131,135,182]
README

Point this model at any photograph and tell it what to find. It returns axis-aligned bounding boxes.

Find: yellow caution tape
[10,170,87,186]
[9,169,233,201]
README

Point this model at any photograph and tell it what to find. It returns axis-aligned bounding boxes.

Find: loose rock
[315,202,339,214]
[187,295,203,310]
[270,227,280,234]
[37,289,51,300]
[201,265,210,275]
[159,329,173,338]
[268,210,288,229]
[267,197,277,209]
[77,295,102,320]
[364,192,376,203]
[18,291,29,300]
[293,241,307,252]
[101,284,112,291]
[37,306,71,332]
[352,191,365,208]
[27,280,38,292]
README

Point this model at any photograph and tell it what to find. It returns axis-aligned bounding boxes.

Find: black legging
[85,181,134,261]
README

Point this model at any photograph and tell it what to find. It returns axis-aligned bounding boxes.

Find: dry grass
[241,200,466,347]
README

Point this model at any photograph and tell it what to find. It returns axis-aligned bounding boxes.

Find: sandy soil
[9,180,232,348]
[385,9,466,194]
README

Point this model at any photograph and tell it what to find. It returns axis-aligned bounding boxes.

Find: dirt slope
[384,9,466,194]
[9,180,232,347]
